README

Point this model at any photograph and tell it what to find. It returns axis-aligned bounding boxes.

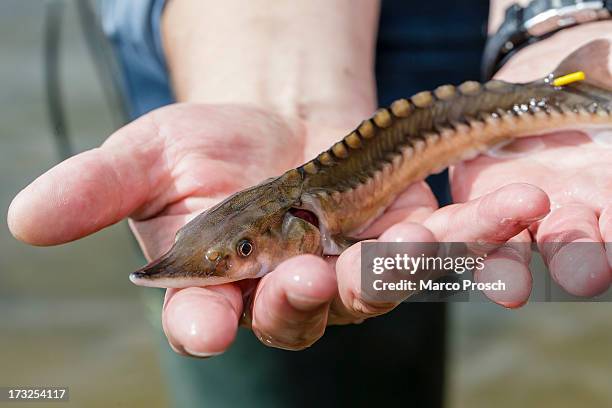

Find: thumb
[7,115,165,246]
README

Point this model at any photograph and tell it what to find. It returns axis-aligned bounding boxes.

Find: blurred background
[1,1,611,407]
[0,1,169,407]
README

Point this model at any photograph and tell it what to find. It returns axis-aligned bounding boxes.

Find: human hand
[451,131,612,299]
[451,27,612,302]
[8,102,549,355]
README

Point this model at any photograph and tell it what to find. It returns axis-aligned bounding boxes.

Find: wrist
[168,61,377,132]
[161,0,379,131]
[494,21,612,82]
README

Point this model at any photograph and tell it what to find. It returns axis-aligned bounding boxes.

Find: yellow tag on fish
[552,71,586,87]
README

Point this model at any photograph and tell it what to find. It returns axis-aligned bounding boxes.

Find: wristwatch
[482,0,612,80]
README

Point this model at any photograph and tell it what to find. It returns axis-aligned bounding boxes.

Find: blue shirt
[100,0,172,119]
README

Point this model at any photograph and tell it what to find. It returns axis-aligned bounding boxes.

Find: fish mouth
[129,272,233,288]
[129,253,179,287]
[129,252,234,288]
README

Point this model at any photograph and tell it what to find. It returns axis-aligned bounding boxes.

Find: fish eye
[237,239,254,257]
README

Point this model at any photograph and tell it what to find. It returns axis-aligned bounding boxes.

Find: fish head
[130,170,322,288]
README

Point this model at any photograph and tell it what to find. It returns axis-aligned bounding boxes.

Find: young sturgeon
[131,40,612,288]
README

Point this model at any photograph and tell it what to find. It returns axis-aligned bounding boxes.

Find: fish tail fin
[551,39,612,90]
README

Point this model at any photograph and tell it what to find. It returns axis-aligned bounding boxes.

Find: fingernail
[183,347,223,359]
[498,300,527,309]
[253,328,314,351]
[163,289,176,312]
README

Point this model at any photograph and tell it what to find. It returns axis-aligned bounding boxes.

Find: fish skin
[131,40,612,288]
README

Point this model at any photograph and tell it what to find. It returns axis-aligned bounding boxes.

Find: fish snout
[130,248,229,288]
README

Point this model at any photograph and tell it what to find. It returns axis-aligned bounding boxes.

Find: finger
[250,255,336,350]
[425,183,550,244]
[599,205,612,267]
[333,222,436,323]
[8,116,166,245]
[537,204,611,297]
[473,230,533,308]
[162,283,243,357]
[425,183,545,307]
